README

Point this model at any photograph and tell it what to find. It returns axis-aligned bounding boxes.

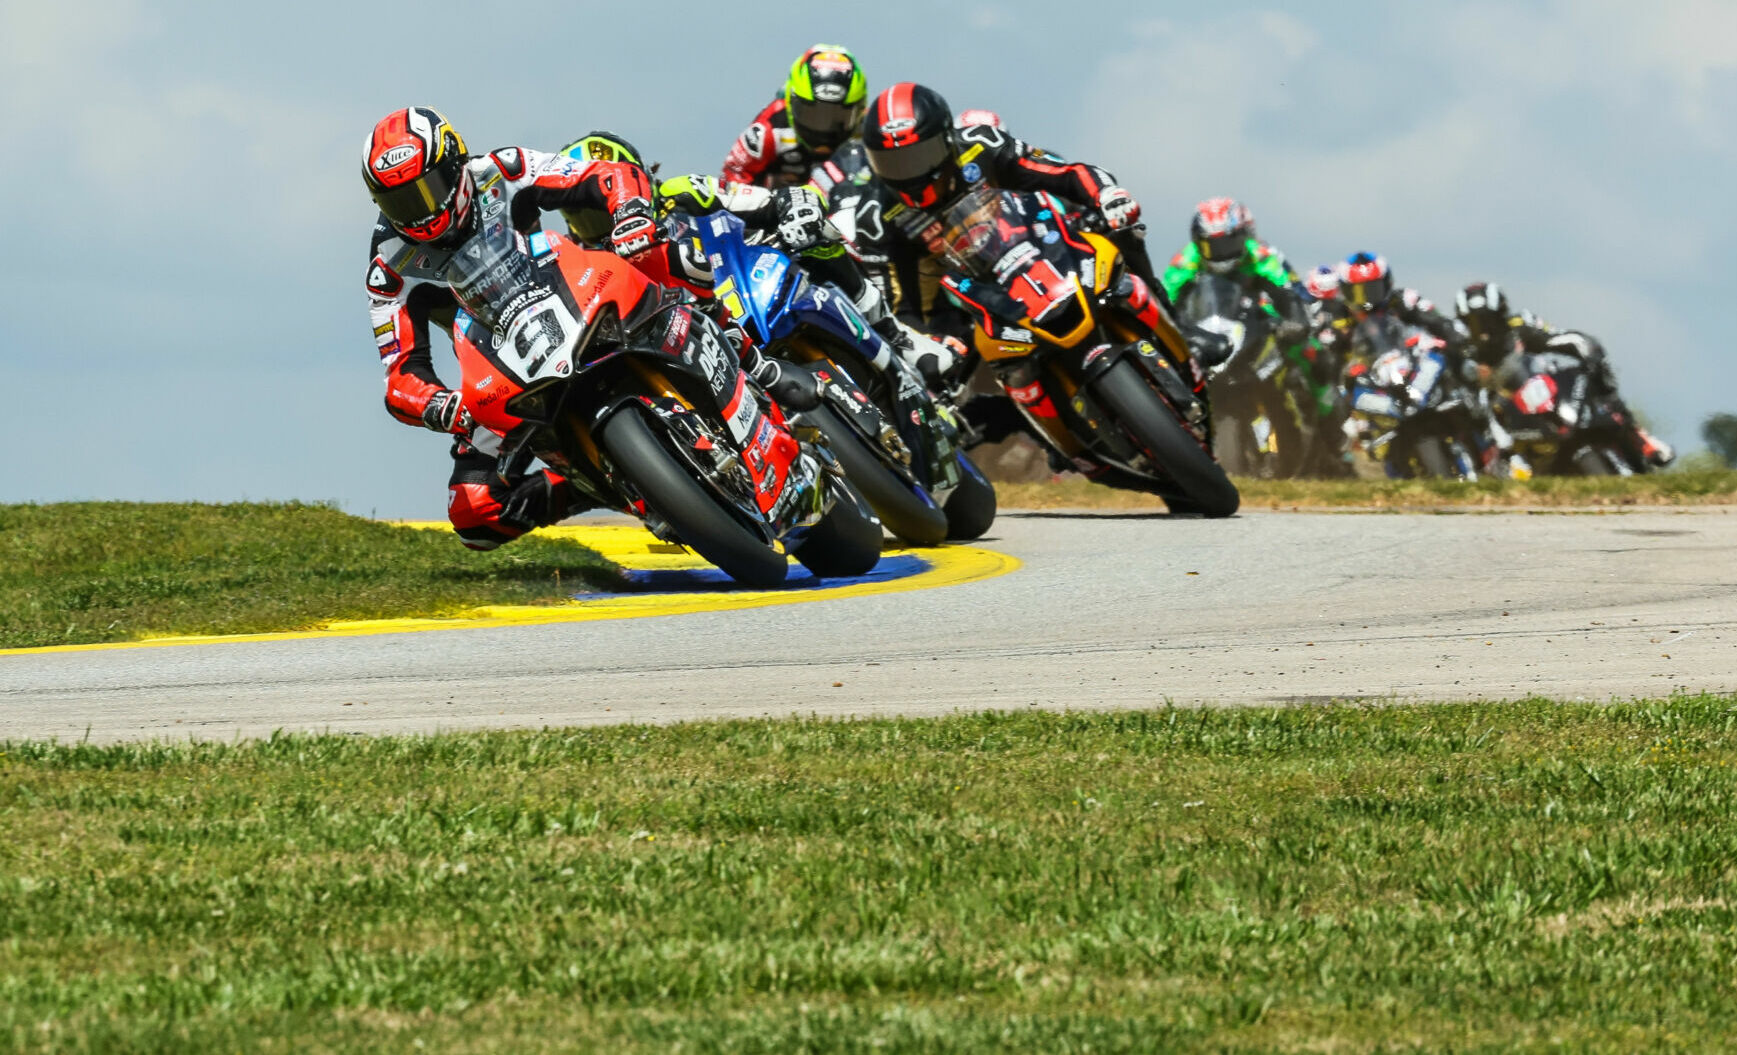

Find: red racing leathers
[722,95,839,189]
[366,146,675,549]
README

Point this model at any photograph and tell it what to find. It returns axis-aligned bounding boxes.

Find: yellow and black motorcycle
[938,188,1238,516]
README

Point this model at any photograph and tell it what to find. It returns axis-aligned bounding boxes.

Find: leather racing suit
[366,146,671,549]
[853,122,1167,327]
[721,95,843,189]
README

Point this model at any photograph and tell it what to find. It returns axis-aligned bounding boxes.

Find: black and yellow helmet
[783,44,868,153]
[557,130,648,242]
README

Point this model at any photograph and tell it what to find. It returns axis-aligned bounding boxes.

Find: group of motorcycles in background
[1181,263,1661,485]
[432,128,1661,589]
[1160,245,1660,486]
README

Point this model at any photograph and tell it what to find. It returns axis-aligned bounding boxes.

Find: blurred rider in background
[722,44,868,189]
[1459,282,1673,466]
[1160,197,1311,367]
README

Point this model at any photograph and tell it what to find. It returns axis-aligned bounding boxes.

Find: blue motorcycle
[690,210,996,543]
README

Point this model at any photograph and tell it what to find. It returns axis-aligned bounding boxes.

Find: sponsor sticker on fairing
[722,375,757,443]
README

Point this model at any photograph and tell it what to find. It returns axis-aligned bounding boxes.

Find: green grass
[0,502,613,649]
[4,699,1736,1051]
[995,469,1737,512]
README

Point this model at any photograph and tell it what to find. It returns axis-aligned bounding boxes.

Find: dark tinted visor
[866,134,952,185]
[1199,232,1245,263]
[371,153,463,229]
[1342,275,1392,308]
[1461,309,1503,342]
[792,99,861,147]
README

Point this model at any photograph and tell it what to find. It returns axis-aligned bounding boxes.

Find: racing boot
[1636,428,1675,468]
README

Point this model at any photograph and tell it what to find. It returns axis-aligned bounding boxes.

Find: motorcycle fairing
[696,204,963,500]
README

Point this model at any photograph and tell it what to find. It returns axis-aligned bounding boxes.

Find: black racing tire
[1573,447,1613,476]
[1094,359,1240,518]
[809,404,949,546]
[598,406,788,587]
[1413,436,1455,479]
[793,481,884,578]
[944,451,998,540]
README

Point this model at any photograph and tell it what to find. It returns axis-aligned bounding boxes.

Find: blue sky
[3,0,1732,516]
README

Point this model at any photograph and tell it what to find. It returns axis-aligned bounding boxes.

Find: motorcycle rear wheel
[793,481,884,578]
[809,404,949,546]
[1094,360,1240,518]
[599,406,789,587]
[944,451,998,540]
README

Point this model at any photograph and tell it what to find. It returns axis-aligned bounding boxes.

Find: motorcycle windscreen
[443,223,583,386]
[937,187,1033,278]
[1181,272,1250,363]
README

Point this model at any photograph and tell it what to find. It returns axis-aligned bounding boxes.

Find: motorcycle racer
[1462,282,1674,466]
[722,44,868,189]
[852,83,1163,326]
[362,108,807,550]
[1160,198,1312,361]
[560,131,957,389]
[1322,253,1470,374]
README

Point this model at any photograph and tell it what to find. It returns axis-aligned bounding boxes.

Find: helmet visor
[371,153,464,231]
[792,98,861,149]
[1342,274,1392,308]
[1198,232,1245,264]
[867,134,952,184]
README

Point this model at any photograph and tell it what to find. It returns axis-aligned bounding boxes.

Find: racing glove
[773,186,831,254]
[609,197,660,258]
[1096,186,1142,231]
[421,390,473,435]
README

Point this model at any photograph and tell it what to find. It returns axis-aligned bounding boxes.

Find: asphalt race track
[3,510,1734,743]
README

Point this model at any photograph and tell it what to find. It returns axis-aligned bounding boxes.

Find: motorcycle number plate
[497,295,581,384]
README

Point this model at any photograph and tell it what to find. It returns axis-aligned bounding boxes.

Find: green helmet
[556,130,648,242]
[783,44,867,153]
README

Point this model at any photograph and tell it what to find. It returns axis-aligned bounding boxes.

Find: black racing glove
[421,390,472,435]
[773,186,830,254]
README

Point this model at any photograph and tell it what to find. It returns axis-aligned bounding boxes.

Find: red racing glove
[1097,186,1142,231]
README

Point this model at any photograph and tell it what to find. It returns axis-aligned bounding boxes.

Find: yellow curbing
[3,522,1019,657]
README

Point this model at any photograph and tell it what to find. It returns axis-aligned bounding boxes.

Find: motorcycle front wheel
[599,406,789,587]
[792,480,883,578]
[1572,447,1613,476]
[944,450,998,540]
[1094,359,1240,518]
[809,404,950,546]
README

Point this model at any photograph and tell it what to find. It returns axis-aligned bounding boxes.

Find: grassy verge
[0,502,613,649]
[996,469,1737,512]
[4,698,1735,1052]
